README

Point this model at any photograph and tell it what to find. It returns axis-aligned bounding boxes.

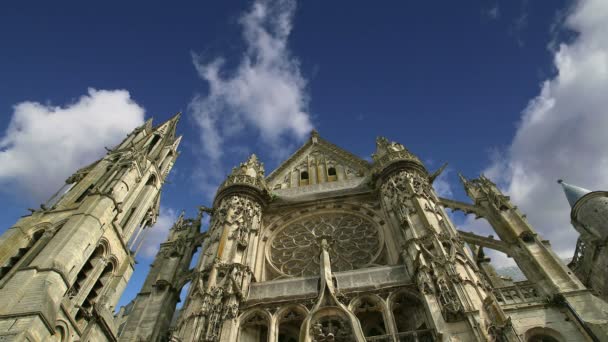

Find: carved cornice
[214,174,271,207]
[371,150,427,183]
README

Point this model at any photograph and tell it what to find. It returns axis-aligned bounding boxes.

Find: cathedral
[0,115,607,342]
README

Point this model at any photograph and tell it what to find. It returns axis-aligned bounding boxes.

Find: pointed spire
[310,129,319,144]
[458,172,469,186]
[557,179,591,207]
[153,112,181,140]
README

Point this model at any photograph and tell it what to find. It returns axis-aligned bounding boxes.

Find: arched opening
[75,184,94,203]
[147,134,161,154]
[189,246,201,270]
[300,170,309,186]
[169,280,191,331]
[0,230,45,280]
[327,166,337,182]
[78,261,114,320]
[525,327,564,342]
[391,292,432,340]
[352,296,387,339]
[239,311,269,342]
[278,307,305,342]
[70,244,105,299]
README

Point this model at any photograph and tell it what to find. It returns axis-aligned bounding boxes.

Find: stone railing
[365,329,437,342]
[394,329,437,341]
[493,281,541,305]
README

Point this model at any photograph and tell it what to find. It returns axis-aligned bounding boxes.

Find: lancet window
[352,296,388,340]
[239,311,269,342]
[278,308,306,342]
[391,292,434,341]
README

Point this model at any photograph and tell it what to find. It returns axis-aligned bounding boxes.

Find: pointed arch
[276,305,308,342]
[238,309,271,342]
[349,294,390,340]
[388,289,433,339]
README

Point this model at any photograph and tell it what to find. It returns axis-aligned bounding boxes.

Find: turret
[171,154,270,341]
[558,179,608,241]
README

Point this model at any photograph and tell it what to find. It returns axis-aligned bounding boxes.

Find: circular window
[268,211,382,277]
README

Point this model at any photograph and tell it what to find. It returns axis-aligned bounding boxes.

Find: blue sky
[2,0,607,310]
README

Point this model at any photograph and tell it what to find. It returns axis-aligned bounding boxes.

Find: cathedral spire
[152,112,181,141]
[557,179,592,208]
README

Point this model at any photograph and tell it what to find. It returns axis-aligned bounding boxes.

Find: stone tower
[0,114,181,341]
[116,210,206,341]
[120,132,608,341]
[559,180,608,302]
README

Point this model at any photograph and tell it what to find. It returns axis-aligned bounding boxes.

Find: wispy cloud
[0,89,144,202]
[508,0,529,46]
[484,0,608,259]
[482,3,500,20]
[189,0,313,196]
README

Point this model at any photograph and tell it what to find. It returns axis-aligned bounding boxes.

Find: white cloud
[189,0,313,192]
[138,207,177,259]
[433,168,454,198]
[485,0,608,259]
[0,88,145,202]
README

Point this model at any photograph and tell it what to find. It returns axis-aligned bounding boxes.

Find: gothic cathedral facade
[1,118,607,342]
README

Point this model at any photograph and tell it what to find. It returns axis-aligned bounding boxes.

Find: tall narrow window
[300,170,309,186]
[327,166,337,182]
[77,262,114,322]
[75,184,94,203]
[353,297,387,339]
[239,311,269,342]
[0,230,44,280]
[147,135,161,154]
[278,308,305,342]
[392,292,433,340]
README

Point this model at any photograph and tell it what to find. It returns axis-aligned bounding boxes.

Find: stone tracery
[268,212,382,277]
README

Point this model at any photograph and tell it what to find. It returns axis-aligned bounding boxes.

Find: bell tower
[0,114,181,341]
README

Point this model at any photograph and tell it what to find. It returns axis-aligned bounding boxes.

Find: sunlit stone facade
[1,120,607,341]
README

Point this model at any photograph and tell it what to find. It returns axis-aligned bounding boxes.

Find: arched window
[239,311,269,342]
[327,167,337,176]
[525,327,564,342]
[300,170,309,186]
[391,292,432,340]
[77,261,114,321]
[75,184,94,203]
[352,296,387,339]
[278,307,306,342]
[70,243,115,324]
[0,230,45,280]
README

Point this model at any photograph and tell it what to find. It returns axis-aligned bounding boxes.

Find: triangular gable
[266,132,371,192]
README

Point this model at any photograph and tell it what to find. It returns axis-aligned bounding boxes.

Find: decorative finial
[310,129,319,143]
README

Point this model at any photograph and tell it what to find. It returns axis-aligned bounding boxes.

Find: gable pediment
[266,133,371,195]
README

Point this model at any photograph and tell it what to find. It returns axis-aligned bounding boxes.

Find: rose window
[268,212,382,277]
